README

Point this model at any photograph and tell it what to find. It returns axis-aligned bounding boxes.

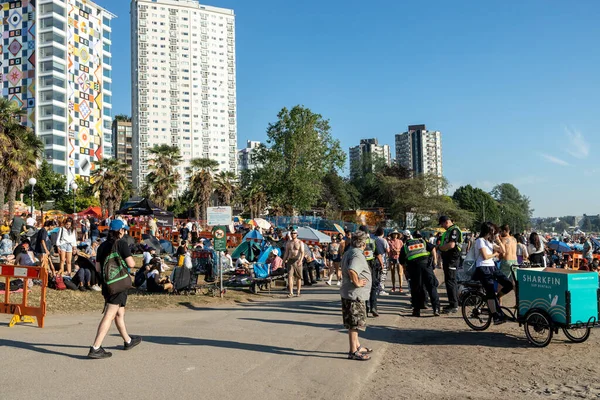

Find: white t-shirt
[475,238,495,268]
[26,217,36,227]
[147,269,160,279]
[236,258,250,269]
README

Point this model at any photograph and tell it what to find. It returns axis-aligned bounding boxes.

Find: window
[40,17,64,30]
[40,75,65,88]
[45,149,65,161]
[103,30,111,40]
[39,46,65,59]
[103,69,111,78]
[40,121,66,134]
[53,165,66,175]
[40,61,65,74]
[103,55,111,65]
[40,31,65,45]
[103,81,112,91]
[103,16,111,27]
[104,94,112,103]
[40,105,65,118]
[103,43,111,53]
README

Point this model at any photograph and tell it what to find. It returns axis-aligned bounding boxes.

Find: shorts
[286,261,302,279]
[102,290,128,313]
[341,298,367,331]
[499,260,517,280]
[58,243,73,253]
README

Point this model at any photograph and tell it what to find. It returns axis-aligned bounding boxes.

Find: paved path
[0,284,407,400]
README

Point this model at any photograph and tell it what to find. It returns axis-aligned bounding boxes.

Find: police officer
[400,231,440,316]
[438,216,463,313]
[359,225,379,317]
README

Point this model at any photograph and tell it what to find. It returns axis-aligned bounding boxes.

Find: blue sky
[102,0,600,217]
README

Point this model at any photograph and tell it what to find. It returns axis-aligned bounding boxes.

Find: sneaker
[124,335,142,351]
[442,306,458,314]
[88,346,112,359]
[493,313,506,325]
[325,281,332,286]
[85,285,92,291]
[336,281,341,286]
[371,309,380,317]
[379,290,389,296]
[78,286,86,292]
[91,285,101,291]
[433,309,441,317]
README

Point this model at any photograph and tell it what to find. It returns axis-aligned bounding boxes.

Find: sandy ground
[363,270,600,400]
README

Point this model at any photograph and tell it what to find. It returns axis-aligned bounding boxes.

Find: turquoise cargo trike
[461,266,600,347]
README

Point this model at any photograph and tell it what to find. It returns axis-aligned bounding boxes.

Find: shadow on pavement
[142,335,344,359]
[0,339,89,360]
[389,327,529,348]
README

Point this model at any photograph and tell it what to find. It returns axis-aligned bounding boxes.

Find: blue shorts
[58,243,73,253]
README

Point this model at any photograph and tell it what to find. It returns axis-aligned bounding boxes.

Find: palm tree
[1,122,43,217]
[214,171,237,206]
[91,158,129,217]
[146,145,182,208]
[0,98,28,210]
[187,158,219,221]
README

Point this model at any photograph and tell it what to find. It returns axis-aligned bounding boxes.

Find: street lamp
[28,177,36,215]
[71,181,78,215]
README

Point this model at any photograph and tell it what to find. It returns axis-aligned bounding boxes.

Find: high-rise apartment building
[131,0,237,190]
[349,138,391,178]
[395,124,442,177]
[238,140,261,172]
[1,0,115,185]
[112,118,133,181]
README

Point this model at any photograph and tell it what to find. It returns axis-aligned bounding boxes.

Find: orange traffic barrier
[0,259,48,328]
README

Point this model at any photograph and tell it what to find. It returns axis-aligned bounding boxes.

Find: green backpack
[102,241,132,295]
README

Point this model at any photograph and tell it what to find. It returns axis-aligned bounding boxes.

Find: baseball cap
[109,219,130,231]
[438,216,450,226]
[402,230,411,237]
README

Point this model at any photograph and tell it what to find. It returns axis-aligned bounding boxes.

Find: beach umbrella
[243,229,264,241]
[294,226,331,244]
[253,218,271,230]
[333,224,345,235]
[547,240,572,253]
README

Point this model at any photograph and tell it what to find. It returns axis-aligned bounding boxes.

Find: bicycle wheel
[524,309,553,347]
[461,292,492,331]
[562,326,591,343]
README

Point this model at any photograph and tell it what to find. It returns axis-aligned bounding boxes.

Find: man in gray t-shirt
[341,247,372,301]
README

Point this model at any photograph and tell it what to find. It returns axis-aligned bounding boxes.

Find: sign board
[213,226,227,252]
[207,206,232,226]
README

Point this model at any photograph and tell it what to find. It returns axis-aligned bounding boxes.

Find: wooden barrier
[0,259,48,328]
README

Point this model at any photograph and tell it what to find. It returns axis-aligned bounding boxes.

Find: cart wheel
[562,326,591,343]
[461,292,492,331]
[524,309,553,347]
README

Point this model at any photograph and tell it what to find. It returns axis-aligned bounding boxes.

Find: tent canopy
[77,206,103,219]
[115,198,174,226]
[284,226,331,244]
[231,241,262,262]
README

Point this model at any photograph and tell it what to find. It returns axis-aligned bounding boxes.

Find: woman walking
[340,230,373,361]
[57,217,77,276]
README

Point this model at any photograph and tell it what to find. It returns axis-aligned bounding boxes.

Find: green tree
[91,158,129,216]
[56,177,101,214]
[255,106,346,215]
[114,114,131,122]
[214,171,237,206]
[20,159,67,212]
[1,121,43,217]
[317,171,360,218]
[452,184,500,231]
[491,183,532,233]
[187,158,219,220]
[146,145,182,208]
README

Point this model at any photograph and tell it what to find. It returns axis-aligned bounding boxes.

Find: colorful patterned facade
[1,0,36,127]
[66,1,104,179]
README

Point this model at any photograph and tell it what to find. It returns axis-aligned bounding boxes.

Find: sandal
[287,293,294,298]
[348,350,371,361]
[357,345,373,354]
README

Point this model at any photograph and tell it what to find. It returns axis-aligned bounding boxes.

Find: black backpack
[102,241,132,295]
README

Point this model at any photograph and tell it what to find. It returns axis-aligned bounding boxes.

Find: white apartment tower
[131,0,237,189]
[1,0,115,185]
[395,124,442,177]
[349,138,391,178]
[238,140,261,172]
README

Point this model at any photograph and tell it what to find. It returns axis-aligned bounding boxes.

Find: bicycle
[460,264,595,347]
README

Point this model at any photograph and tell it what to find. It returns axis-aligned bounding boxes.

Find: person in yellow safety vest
[400,232,440,317]
[438,216,463,313]
[359,225,380,317]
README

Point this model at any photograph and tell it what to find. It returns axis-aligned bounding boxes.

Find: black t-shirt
[441,227,461,266]
[34,228,49,253]
[400,241,436,265]
[96,238,133,270]
[90,221,99,235]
